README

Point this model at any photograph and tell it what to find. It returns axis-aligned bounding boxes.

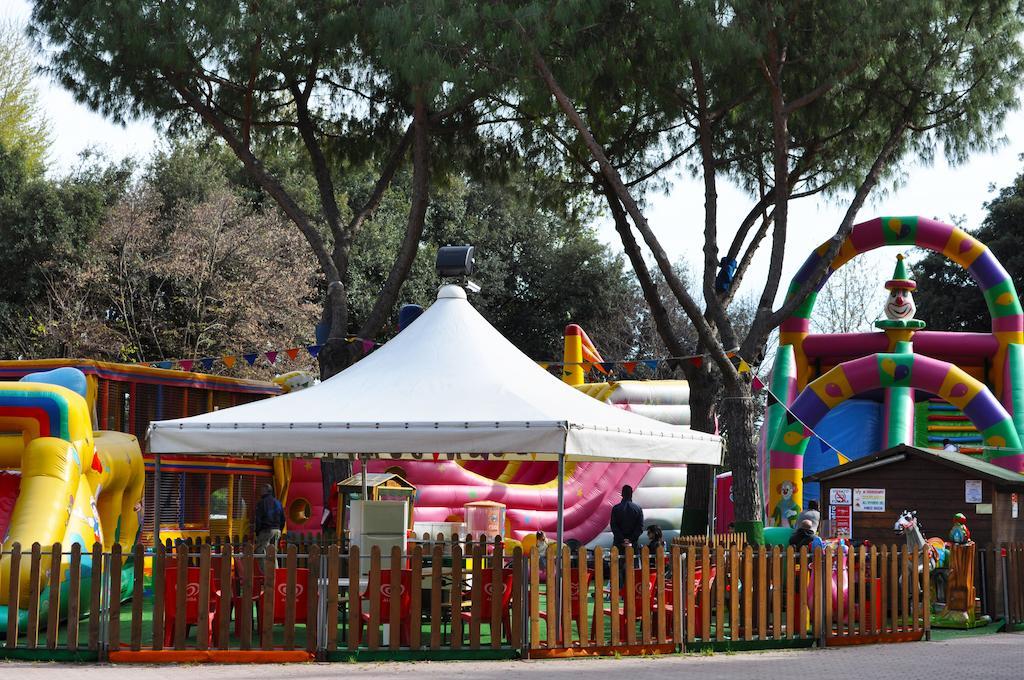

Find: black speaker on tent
[436,245,480,292]
[436,245,475,277]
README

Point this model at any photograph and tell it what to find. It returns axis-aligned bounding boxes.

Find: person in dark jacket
[610,485,644,551]
[254,483,285,551]
[788,519,824,550]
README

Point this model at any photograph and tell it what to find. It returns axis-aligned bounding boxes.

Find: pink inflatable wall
[363,459,649,542]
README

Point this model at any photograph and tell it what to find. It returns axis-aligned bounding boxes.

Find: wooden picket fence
[525,543,930,656]
[2,542,107,654]
[27,539,1024,660]
[976,543,1024,627]
[672,532,748,548]
[1006,543,1024,626]
[0,536,523,659]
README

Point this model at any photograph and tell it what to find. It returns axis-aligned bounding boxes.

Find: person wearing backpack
[254,483,285,552]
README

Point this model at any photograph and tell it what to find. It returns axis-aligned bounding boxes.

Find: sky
[7,0,1024,310]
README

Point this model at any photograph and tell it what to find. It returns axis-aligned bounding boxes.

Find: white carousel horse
[894,509,949,603]
[893,509,947,569]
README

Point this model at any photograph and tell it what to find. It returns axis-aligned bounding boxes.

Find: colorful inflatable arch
[764,216,1024,526]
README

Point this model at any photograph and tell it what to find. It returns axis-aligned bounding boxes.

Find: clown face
[885,288,916,320]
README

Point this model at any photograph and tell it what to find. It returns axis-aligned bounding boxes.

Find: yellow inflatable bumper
[0,380,144,603]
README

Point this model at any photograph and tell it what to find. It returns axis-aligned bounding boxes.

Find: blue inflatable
[802,399,882,502]
[19,366,89,399]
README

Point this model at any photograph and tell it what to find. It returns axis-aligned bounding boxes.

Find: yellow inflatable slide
[0,367,144,629]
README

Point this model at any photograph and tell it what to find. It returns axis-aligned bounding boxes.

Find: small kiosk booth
[336,472,416,540]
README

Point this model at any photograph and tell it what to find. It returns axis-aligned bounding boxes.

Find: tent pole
[360,455,367,499]
[555,452,565,632]
[153,453,161,547]
[707,466,717,541]
[556,452,565,548]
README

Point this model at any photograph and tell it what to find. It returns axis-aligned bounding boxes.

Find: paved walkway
[3,633,1021,679]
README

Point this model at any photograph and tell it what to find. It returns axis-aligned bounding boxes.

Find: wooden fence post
[431,543,443,651]
[45,543,62,650]
[238,543,254,650]
[701,546,712,642]
[771,547,782,640]
[671,545,683,647]
[625,546,637,645]
[784,546,795,639]
[743,545,754,641]
[544,542,555,648]
[640,546,652,645]
[108,543,123,652]
[217,543,231,648]
[922,545,931,640]
[388,544,401,651]
[812,546,823,644]
[714,545,725,642]
[487,539,503,649]
[260,544,277,650]
[511,546,524,650]
[173,542,188,649]
[6,542,21,649]
[756,546,767,641]
[68,544,82,651]
[196,543,211,651]
[366,546,381,650]
[284,543,298,650]
[347,545,360,651]
[151,542,165,650]
[684,546,695,643]
[824,546,834,642]
[835,545,845,637]
[610,546,620,647]
[452,540,465,649]
[409,543,423,650]
[306,543,320,654]
[130,544,144,651]
[26,543,42,649]
[656,546,667,644]
[326,543,340,652]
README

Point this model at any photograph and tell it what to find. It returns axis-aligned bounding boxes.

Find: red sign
[833,505,853,539]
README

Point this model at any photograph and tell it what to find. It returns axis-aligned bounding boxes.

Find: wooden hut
[805,444,1024,547]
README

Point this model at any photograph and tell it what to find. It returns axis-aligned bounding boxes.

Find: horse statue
[893,509,948,569]
[894,508,950,605]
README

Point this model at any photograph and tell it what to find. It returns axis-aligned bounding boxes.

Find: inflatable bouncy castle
[763,216,1024,526]
[0,367,144,631]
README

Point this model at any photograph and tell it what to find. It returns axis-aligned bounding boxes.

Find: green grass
[928,618,1009,641]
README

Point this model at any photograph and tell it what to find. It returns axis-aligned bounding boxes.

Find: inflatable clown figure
[875,254,926,331]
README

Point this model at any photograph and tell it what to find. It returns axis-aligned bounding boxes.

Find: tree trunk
[719,376,764,544]
[316,280,354,380]
[680,366,720,535]
[317,337,358,381]
[356,90,430,340]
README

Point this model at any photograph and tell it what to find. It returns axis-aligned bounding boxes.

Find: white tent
[149,285,722,465]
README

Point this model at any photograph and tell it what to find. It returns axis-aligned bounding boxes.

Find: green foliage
[337,165,643,360]
[914,173,1024,332]
[28,142,320,367]
[417,175,643,361]
[0,142,130,355]
[0,21,51,174]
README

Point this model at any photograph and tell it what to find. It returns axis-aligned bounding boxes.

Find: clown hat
[953,512,967,521]
[885,254,916,291]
